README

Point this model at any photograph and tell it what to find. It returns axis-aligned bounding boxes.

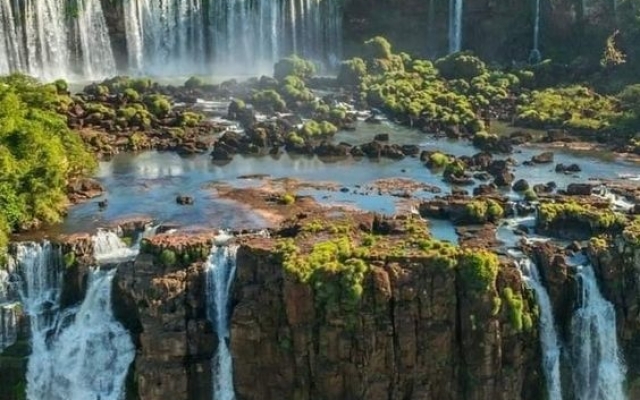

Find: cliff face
[112,234,216,400]
[230,239,543,400]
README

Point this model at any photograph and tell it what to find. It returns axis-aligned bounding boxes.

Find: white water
[530,0,542,63]
[571,264,626,400]
[0,0,116,80]
[519,258,563,400]
[206,240,238,400]
[92,228,144,263]
[448,0,463,53]
[125,0,343,76]
[26,267,134,400]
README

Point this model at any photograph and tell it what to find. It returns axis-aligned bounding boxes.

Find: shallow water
[60,120,640,234]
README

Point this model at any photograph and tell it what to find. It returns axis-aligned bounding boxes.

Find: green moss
[538,202,626,234]
[250,90,286,113]
[427,152,450,169]
[184,76,205,89]
[502,287,525,332]
[458,250,499,292]
[159,249,177,267]
[280,193,296,206]
[463,199,504,224]
[435,52,487,80]
[523,188,538,201]
[274,55,316,82]
[63,252,76,268]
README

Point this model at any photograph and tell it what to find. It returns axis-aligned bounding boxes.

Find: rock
[471,152,493,170]
[400,144,420,156]
[473,184,497,196]
[555,163,581,173]
[374,133,389,141]
[210,147,233,162]
[67,178,104,203]
[546,129,567,142]
[473,172,492,181]
[98,200,109,210]
[566,183,595,196]
[314,141,349,158]
[512,179,530,192]
[531,152,554,164]
[176,195,194,205]
[533,184,553,194]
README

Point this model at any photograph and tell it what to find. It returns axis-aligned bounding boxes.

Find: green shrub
[251,90,286,112]
[337,58,368,86]
[274,56,316,82]
[502,287,525,331]
[364,36,393,60]
[184,76,205,89]
[280,193,296,205]
[435,52,487,80]
[458,250,499,292]
[159,249,177,267]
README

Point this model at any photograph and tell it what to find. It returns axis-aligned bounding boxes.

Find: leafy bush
[0,75,96,251]
[184,76,205,89]
[337,58,368,86]
[251,90,287,112]
[435,52,487,80]
[274,56,316,82]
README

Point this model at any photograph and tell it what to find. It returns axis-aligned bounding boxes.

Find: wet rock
[400,144,420,156]
[67,177,104,203]
[473,184,497,196]
[374,133,389,141]
[210,147,233,162]
[531,152,554,164]
[555,163,582,173]
[451,188,469,196]
[493,170,515,187]
[546,129,568,142]
[471,152,493,170]
[566,183,595,196]
[512,179,530,192]
[176,195,194,205]
[314,141,349,158]
[98,200,109,210]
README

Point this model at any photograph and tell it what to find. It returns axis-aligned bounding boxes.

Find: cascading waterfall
[518,258,562,400]
[206,237,238,400]
[448,0,463,53]
[571,264,626,400]
[0,0,116,80]
[125,0,343,76]
[530,0,542,63]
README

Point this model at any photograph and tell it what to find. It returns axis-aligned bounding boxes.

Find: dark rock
[98,200,109,210]
[512,179,530,192]
[374,133,389,141]
[176,195,194,205]
[566,183,595,196]
[314,141,349,158]
[400,144,420,156]
[473,184,497,196]
[531,152,554,164]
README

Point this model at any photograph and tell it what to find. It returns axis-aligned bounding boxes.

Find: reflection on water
[61,121,640,233]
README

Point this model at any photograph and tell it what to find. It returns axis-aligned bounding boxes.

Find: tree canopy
[0,74,96,251]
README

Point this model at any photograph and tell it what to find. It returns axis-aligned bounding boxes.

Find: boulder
[531,152,554,164]
[176,195,194,205]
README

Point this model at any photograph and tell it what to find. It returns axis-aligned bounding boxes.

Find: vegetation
[537,202,626,234]
[274,55,316,82]
[0,74,96,252]
[463,199,504,224]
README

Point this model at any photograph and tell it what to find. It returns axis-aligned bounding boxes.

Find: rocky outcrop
[230,238,543,400]
[113,233,217,400]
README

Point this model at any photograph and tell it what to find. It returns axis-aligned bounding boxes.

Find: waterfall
[125,0,343,76]
[519,258,563,400]
[0,0,115,80]
[206,240,238,400]
[92,229,139,263]
[448,0,463,53]
[0,302,19,352]
[24,267,135,400]
[571,264,626,400]
[530,0,542,63]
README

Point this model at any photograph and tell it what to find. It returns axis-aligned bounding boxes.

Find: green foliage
[538,202,626,233]
[123,88,141,102]
[279,75,315,103]
[299,120,338,138]
[144,94,171,117]
[159,249,177,267]
[502,287,525,331]
[364,36,393,60]
[184,76,205,89]
[178,112,203,127]
[63,252,76,268]
[0,75,96,253]
[337,58,368,86]
[622,217,640,247]
[280,193,296,205]
[427,152,450,169]
[435,52,487,80]
[515,86,620,131]
[463,199,504,224]
[274,55,316,82]
[523,188,538,201]
[276,237,369,317]
[458,250,499,292]
[251,90,287,112]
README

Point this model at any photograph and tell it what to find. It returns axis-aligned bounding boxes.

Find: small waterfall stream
[571,264,626,400]
[519,258,563,400]
[206,237,238,400]
[530,0,542,63]
[448,0,463,53]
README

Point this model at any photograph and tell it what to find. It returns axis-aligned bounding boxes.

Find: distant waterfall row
[0,0,343,80]
[0,0,115,81]
[126,0,343,76]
